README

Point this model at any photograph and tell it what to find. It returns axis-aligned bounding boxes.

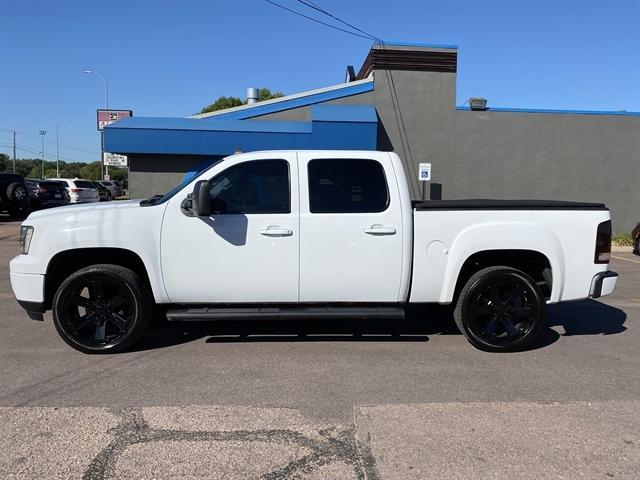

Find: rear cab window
[307,158,389,213]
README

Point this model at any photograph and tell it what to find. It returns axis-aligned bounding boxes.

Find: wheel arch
[44,247,158,309]
[452,250,554,303]
[439,222,565,303]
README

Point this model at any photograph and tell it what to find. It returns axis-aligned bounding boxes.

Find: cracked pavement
[1,219,639,479]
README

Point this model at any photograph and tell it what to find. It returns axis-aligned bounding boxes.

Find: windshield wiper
[139,194,164,206]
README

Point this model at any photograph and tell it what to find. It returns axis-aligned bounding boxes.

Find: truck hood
[25,200,145,222]
[23,199,168,257]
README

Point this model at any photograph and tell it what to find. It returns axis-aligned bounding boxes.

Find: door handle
[363,225,397,235]
[260,227,293,237]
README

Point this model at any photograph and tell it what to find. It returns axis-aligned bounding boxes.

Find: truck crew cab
[10,151,617,353]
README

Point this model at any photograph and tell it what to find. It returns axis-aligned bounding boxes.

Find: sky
[1,0,639,164]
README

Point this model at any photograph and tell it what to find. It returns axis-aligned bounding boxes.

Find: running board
[165,306,405,322]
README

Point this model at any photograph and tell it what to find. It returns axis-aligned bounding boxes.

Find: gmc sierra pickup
[10,150,617,353]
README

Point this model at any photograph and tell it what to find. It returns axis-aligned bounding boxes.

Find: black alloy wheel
[52,264,151,353]
[454,266,545,352]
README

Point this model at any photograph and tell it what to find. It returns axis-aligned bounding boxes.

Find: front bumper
[10,264,46,321]
[589,271,618,299]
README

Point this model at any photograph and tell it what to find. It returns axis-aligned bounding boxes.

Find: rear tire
[52,264,152,354]
[454,266,546,352]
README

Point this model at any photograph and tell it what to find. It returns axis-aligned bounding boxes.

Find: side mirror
[192,180,212,217]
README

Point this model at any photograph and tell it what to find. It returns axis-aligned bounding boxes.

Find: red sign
[97,109,133,131]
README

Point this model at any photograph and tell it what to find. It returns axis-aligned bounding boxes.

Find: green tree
[198,88,284,115]
[79,161,103,180]
[0,153,10,172]
[257,88,283,102]
[199,96,244,115]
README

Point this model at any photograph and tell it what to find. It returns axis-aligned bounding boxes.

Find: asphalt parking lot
[0,217,639,479]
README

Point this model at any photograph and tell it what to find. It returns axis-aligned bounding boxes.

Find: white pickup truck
[10,150,617,354]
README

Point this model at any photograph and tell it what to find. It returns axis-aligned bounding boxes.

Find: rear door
[298,152,404,302]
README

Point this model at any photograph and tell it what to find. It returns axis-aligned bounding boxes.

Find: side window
[208,160,290,214]
[308,158,389,213]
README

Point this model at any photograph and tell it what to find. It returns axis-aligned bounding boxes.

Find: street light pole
[56,118,69,178]
[83,69,108,109]
[38,130,47,178]
[84,69,109,179]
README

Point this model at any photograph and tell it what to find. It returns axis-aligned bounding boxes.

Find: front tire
[454,266,546,352]
[52,264,152,354]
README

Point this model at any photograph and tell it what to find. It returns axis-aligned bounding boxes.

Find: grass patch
[613,232,634,247]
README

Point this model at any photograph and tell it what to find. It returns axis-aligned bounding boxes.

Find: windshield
[140,158,224,206]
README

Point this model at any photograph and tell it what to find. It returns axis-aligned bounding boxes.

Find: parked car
[92,181,111,201]
[98,181,122,199]
[46,178,100,203]
[11,150,617,354]
[632,223,640,255]
[24,179,70,208]
[0,173,30,218]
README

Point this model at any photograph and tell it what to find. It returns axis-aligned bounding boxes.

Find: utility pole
[38,130,47,178]
[56,119,69,178]
[12,130,16,173]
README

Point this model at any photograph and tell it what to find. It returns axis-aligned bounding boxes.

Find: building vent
[247,87,259,105]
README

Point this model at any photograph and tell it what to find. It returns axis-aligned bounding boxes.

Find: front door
[161,153,299,303]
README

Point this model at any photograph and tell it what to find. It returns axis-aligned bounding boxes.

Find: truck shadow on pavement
[133,300,626,353]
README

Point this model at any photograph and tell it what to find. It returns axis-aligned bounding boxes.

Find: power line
[0,144,97,163]
[263,0,375,40]
[294,0,380,41]
[0,128,100,155]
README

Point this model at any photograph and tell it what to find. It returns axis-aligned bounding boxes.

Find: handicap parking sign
[418,163,431,182]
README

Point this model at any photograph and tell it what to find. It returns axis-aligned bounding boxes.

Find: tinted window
[208,160,290,214]
[74,180,95,188]
[308,158,389,213]
[1,174,23,184]
[39,181,65,189]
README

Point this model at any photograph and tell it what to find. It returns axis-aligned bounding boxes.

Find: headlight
[19,226,34,255]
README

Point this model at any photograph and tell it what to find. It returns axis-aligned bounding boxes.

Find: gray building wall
[369,64,640,232]
[129,154,209,199]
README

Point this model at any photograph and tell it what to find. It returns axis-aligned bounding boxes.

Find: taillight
[594,220,612,264]
[70,188,84,193]
[34,187,46,194]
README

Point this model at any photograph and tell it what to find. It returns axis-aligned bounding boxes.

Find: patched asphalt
[1,218,639,479]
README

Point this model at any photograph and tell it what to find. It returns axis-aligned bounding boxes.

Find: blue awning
[103,104,378,156]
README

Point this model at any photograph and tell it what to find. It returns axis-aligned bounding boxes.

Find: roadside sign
[103,152,128,167]
[97,109,132,131]
[418,163,431,182]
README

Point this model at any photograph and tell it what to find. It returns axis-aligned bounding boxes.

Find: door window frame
[306,157,390,214]
[206,158,292,215]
